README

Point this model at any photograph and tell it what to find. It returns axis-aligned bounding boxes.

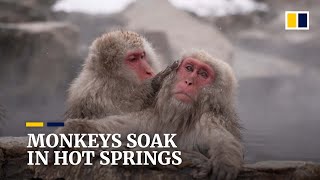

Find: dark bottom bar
[47,122,64,127]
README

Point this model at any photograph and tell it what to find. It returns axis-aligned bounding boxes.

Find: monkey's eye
[185,65,193,72]
[128,55,137,62]
[199,69,208,79]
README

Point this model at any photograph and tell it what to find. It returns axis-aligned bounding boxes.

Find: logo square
[298,13,308,28]
[285,11,309,30]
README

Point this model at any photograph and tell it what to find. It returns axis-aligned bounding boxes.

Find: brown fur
[35,50,243,180]
[65,30,161,120]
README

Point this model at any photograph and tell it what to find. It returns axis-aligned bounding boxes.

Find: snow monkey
[65,30,173,120]
[55,50,243,180]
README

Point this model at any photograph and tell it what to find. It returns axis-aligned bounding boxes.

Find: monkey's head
[86,30,160,83]
[155,50,237,129]
[175,50,237,107]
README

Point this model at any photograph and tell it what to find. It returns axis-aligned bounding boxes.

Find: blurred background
[0,0,319,163]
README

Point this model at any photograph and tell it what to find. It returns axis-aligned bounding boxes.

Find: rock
[0,137,28,157]
[124,0,233,67]
[0,0,57,23]
[0,136,33,179]
[55,12,127,58]
[212,11,274,35]
[239,161,320,180]
[142,31,174,65]
[0,22,79,96]
[0,22,79,136]
[51,0,234,68]
[0,137,319,180]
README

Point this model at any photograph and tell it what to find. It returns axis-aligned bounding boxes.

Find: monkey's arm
[56,115,139,135]
[134,61,180,108]
[197,116,244,180]
[151,61,179,92]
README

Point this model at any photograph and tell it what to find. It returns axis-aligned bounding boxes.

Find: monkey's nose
[185,80,193,86]
[146,70,155,76]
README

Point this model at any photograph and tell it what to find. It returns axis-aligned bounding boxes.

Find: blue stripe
[298,13,308,28]
[47,122,64,127]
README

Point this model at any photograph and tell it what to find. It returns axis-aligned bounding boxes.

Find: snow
[53,0,135,14]
[53,0,268,16]
[169,0,268,17]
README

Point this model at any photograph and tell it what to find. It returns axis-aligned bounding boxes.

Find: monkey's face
[172,58,215,103]
[124,48,155,81]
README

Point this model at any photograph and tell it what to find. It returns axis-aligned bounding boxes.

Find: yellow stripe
[26,122,44,127]
[287,13,297,28]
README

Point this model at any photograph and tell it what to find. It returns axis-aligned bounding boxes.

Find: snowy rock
[124,0,233,66]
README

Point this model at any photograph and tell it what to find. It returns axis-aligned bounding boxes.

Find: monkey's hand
[44,120,83,164]
[151,61,179,92]
[46,119,100,164]
[210,154,242,180]
[55,119,94,134]
[179,150,212,179]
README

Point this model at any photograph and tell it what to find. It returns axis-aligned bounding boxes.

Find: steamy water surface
[239,76,320,163]
[235,37,320,163]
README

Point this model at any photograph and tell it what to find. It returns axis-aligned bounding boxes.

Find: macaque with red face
[124,49,155,80]
[173,57,215,103]
[64,30,175,119]
[52,50,243,180]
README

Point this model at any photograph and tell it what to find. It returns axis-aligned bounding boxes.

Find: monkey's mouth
[173,92,194,103]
